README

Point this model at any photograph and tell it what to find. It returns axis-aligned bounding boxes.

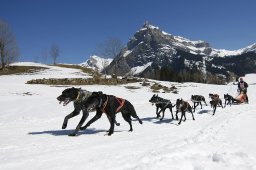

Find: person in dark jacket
[238,77,249,103]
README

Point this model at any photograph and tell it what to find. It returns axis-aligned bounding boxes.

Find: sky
[1,0,256,64]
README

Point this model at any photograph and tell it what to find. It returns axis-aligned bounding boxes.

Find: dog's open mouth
[59,99,71,106]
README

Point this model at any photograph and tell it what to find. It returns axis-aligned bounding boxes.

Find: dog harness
[101,96,125,113]
[115,97,125,113]
[101,96,109,113]
[75,90,92,103]
[74,90,92,110]
[177,100,189,112]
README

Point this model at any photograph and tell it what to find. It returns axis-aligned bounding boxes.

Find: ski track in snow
[0,62,256,170]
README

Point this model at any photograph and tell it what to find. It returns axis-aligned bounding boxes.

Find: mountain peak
[142,21,160,30]
[80,55,113,72]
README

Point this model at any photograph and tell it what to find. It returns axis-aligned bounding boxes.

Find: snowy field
[0,62,256,170]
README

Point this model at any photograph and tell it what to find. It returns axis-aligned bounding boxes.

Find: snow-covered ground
[0,62,256,170]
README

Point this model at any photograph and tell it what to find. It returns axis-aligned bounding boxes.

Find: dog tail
[131,113,142,124]
[132,111,143,124]
[126,100,143,124]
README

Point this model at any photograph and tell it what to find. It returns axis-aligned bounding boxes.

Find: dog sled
[233,92,247,104]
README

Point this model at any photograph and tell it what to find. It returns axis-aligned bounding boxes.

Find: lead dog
[81,92,143,136]
[175,99,195,125]
[57,87,119,136]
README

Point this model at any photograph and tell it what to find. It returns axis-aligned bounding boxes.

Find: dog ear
[93,91,103,97]
[91,92,98,96]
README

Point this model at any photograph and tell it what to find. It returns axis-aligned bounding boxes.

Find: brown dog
[210,94,223,115]
[175,99,195,125]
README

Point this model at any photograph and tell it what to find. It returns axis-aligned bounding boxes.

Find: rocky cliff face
[104,23,256,83]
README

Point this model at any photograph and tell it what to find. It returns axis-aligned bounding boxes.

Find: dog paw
[107,132,113,136]
[68,133,77,137]
[62,124,67,129]
[80,126,87,130]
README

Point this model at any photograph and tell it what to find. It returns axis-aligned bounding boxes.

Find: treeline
[150,67,231,84]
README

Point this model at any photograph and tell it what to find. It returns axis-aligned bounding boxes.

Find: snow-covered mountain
[105,23,256,83]
[210,43,256,57]
[80,55,113,72]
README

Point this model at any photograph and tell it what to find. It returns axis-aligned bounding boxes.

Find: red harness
[115,97,125,113]
[101,96,125,113]
[101,96,109,113]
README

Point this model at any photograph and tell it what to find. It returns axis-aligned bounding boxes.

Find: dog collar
[75,91,81,102]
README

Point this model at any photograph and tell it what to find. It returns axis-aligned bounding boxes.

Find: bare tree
[95,37,124,77]
[0,19,19,70]
[41,48,48,64]
[95,37,124,59]
[50,44,59,65]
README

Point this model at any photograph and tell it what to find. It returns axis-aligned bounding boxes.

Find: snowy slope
[0,62,256,170]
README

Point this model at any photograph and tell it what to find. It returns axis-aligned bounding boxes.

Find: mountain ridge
[102,23,256,83]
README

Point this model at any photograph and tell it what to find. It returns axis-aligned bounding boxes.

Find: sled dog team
[57,81,248,136]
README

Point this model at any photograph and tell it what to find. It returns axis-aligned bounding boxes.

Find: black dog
[57,87,119,136]
[175,99,195,125]
[191,95,207,112]
[209,94,223,115]
[224,93,234,107]
[149,94,176,120]
[81,92,142,136]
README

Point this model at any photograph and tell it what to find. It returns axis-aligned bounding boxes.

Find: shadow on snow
[141,116,176,124]
[28,128,109,136]
[197,109,213,115]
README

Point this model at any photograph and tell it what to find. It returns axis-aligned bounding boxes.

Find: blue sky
[1,0,256,64]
